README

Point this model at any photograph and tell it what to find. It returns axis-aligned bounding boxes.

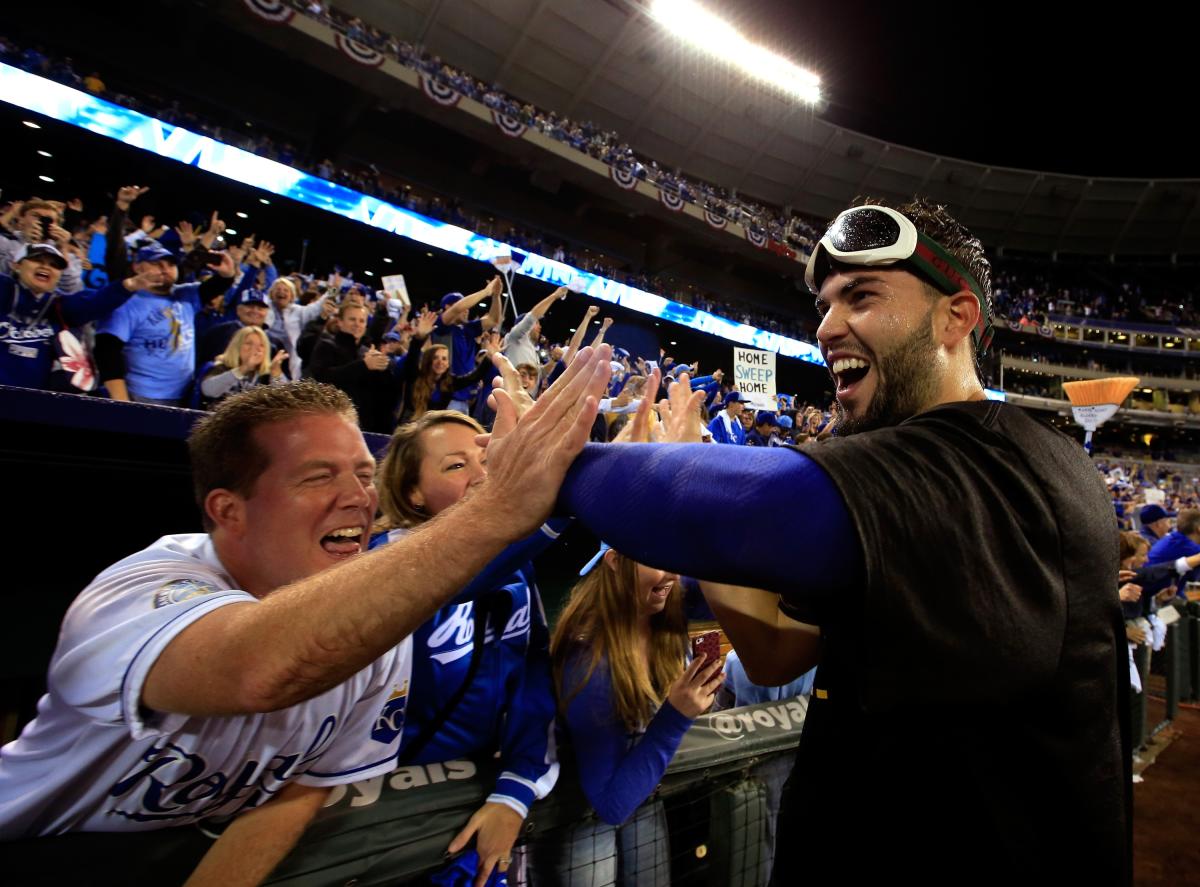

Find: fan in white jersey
[0,354,612,885]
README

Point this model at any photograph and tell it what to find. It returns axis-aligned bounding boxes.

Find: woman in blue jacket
[544,545,722,885]
[370,410,561,886]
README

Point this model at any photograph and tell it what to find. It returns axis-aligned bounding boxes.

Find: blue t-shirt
[97,284,202,400]
[435,316,484,399]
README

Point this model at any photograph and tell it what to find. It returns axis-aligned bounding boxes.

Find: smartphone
[690,630,721,664]
[205,250,224,264]
[39,216,51,242]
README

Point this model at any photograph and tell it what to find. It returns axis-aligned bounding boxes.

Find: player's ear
[206,489,247,536]
[940,290,981,351]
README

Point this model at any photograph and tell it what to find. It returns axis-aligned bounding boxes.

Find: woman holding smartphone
[538,544,720,886]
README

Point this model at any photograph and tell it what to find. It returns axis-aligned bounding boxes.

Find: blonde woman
[551,547,722,827]
[370,409,562,885]
[199,325,285,407]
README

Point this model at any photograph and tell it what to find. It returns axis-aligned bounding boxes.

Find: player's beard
[832,306,939,437]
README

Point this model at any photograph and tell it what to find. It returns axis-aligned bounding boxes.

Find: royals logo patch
[154,579,220,609]
[371,682,409,744]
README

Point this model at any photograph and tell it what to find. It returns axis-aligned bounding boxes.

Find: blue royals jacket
[0,274,132,391]
[369,521,565,817]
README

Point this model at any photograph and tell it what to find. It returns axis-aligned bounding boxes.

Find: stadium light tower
[647,0,821,104]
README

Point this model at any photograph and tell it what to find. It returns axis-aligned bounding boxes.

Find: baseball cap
[777,414,794,429]
[755,410,778,427]
[1140,504,1169,525]
[134,242,178,264]
[239,290,269,307]
[724,391,749,406]
[14,242,68,269]
[579,542,612,576]
[383,330,402,342]
[440,292,464,310]
[613,347,630,361]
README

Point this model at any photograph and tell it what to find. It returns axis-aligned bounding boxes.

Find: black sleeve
[452,353,495,389]
[296,321,326,367]
[198,274,233,303]
[367,302,390,346]
[94,332,127,383]
[105,205,131,282]
[309,341,367,386]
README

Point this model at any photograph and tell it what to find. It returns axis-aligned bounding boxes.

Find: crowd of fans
[992,266,1200,328]
[0,33,817,344]
[0,172,843,446]
[294,0,821,253]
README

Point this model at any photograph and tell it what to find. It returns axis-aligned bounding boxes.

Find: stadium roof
[335,0,1200,258]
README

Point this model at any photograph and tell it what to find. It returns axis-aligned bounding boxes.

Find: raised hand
[487,353,536,422]
[208,210,226,237]
[480,330,503,357]
[657,371,706,443]
[479,344,612,535]
[48,223,72,249]
[206,250,237,279]
[269,349,288,378]
[175,220,196,249]
[115,185,149,211]
[363,346,390,371]
[413,307,438,338]
[123,266,169,292]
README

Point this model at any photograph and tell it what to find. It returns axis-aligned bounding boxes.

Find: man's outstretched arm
[558,443,862,597]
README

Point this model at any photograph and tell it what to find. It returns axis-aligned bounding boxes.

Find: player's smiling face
[238,413,377,590]
[815,265,941,436]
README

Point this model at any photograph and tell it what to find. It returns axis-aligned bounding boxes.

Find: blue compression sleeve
[559,443,861,597]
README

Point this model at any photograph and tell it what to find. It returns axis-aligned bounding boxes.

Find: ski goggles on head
[804,205,994,357]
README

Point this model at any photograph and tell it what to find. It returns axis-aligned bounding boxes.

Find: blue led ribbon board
[0,63,832,363]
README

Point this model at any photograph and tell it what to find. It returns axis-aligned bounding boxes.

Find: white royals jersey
[0,534,412,837]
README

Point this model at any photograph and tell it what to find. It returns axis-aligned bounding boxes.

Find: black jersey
[774,401,1129,884]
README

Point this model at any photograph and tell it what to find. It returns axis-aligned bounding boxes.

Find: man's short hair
[188,381,358,530]
[337,301,366,319]
[516,363,539,377]
[20,199,60,221]
[1177,508,1200,536]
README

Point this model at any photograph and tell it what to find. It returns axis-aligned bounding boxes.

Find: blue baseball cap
[1140,504,1169,525]
[724,391,749,406]
[755,410,778,427]
[777,414,794,429]
[579,542,612,576]
[239,290,268,307]
[134,242,177,264]
[440,292,463,309]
